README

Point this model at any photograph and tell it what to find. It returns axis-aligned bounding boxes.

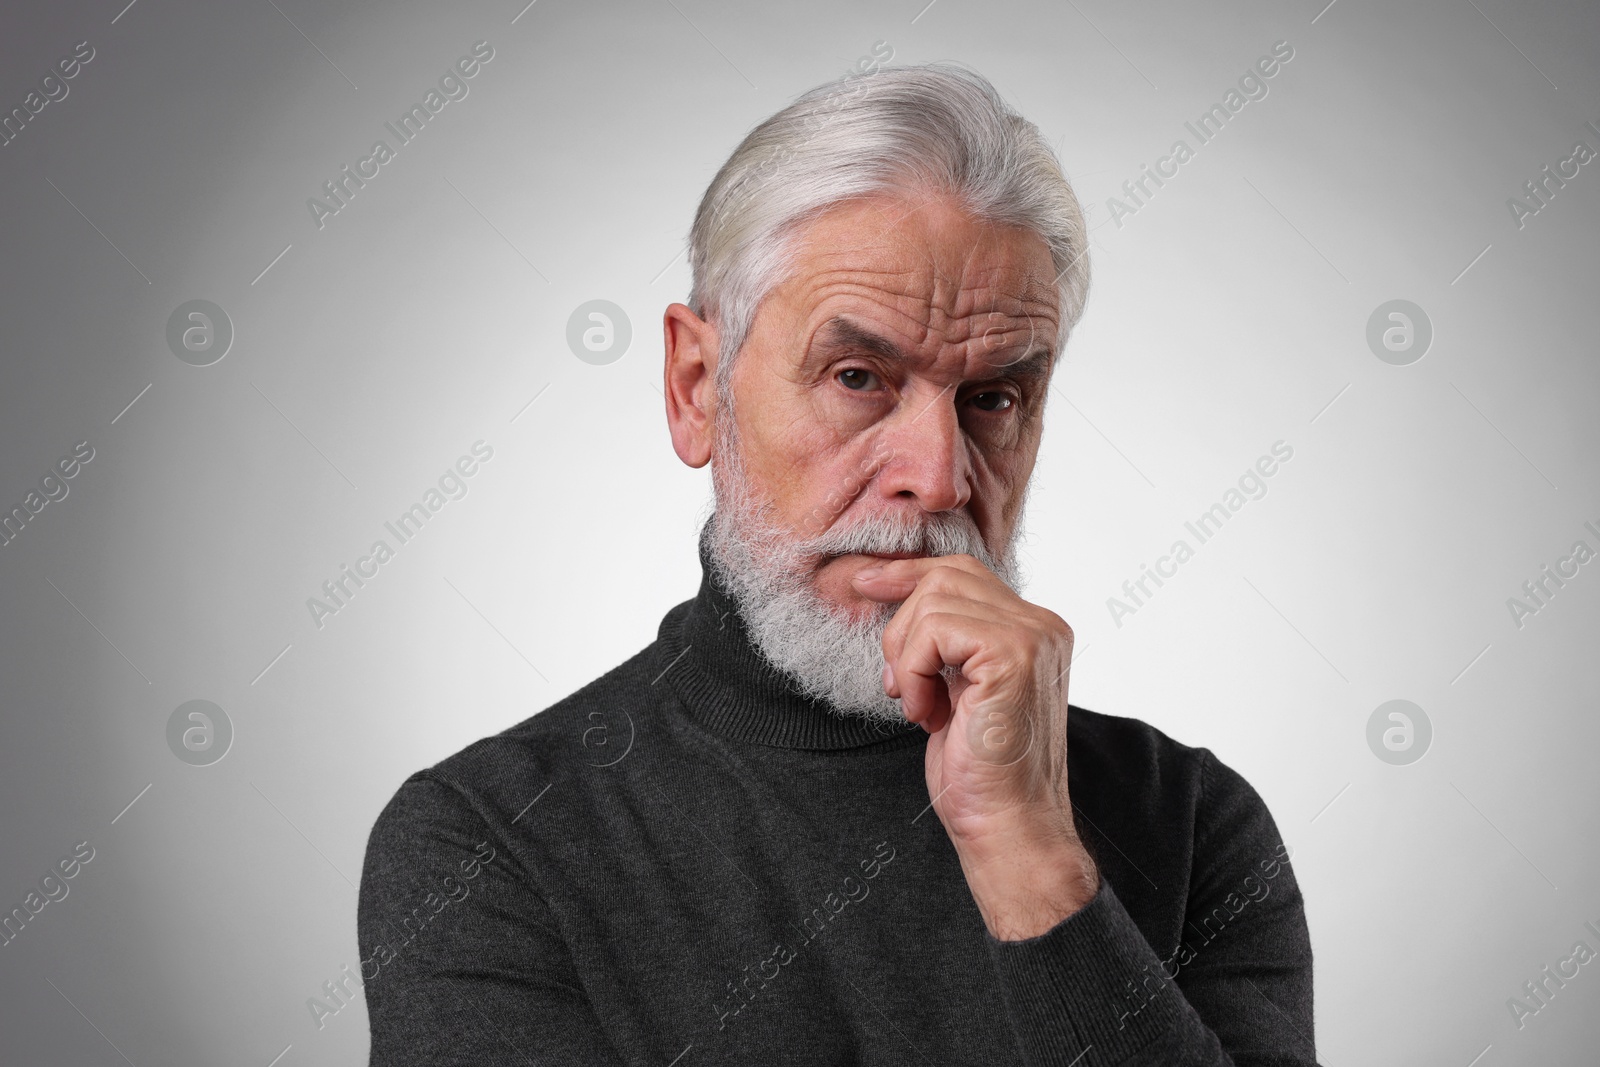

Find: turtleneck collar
[653,519,923,751]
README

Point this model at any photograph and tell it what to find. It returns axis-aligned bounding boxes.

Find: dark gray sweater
[358,529,1316,1065]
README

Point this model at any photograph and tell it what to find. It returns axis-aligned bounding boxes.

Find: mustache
[802,510,993,564]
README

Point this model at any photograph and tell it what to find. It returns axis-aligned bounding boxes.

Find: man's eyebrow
[984,350,1053,383]
[809,317,905,363]
[807,317,1055,382]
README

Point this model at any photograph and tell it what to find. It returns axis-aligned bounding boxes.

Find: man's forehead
[783,193,1061,323]
[804,312,1054,379]
[788,253,1060,359]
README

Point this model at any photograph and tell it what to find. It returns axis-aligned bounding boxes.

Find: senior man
[359,63,1315,1066]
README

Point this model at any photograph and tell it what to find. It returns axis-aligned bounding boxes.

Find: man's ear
[663,302,719,469]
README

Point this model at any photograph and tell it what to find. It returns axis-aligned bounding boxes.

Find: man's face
[719,191,1062,621]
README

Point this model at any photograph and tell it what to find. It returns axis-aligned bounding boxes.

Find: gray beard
[705,421,1027,727]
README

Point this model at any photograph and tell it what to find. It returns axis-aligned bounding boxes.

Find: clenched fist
[853,554,1099,940]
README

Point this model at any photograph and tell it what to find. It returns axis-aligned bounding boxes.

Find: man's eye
[971,391,1014,412]
[837,368,881,391]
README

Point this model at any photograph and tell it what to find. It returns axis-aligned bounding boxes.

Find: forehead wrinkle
[901,205,1026,333]
[785,202,1062,372]
[797,271,942,348]
[982,289,1056,373]
[798,203,1053,318]
[796,269,1057,373]
[973,263,1060,367]
[802,257,1052,329]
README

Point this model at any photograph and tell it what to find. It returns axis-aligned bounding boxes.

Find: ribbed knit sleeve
[358,772,629,1066]
[984,751,1317,1066]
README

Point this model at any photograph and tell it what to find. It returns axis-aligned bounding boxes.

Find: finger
[921,700,954,736]
[881,587,1015,668]
[853,558,1016,674]
[850,569,922,604]
[892,610,988,725]
[895,648,949,727]
[850,552,1002,600]
[888,554,1029,637]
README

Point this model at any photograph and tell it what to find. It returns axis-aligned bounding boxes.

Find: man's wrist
[956,830,1099,941]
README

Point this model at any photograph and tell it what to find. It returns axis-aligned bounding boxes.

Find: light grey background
[1,0,1596,1064]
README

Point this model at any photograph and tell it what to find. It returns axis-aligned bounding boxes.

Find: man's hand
[852,554,1098,940]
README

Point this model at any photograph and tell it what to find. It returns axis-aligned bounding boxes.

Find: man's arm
[983,751,1316,1067]
[852,555,1315,1064]
[358,772,627,1066]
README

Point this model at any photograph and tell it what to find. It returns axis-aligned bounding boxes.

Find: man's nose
[873,387,972,513]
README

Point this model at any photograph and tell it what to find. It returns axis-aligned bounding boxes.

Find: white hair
[686,61,1092,404]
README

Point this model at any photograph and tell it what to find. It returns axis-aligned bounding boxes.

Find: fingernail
[855,566,883,581]
[882,662,896,692]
